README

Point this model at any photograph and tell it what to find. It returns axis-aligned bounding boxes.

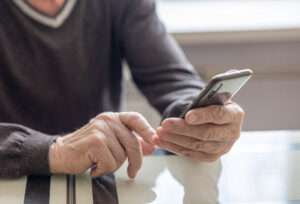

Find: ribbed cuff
[21,130,58,176]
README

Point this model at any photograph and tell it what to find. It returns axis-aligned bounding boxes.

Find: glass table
[0,130,299,203]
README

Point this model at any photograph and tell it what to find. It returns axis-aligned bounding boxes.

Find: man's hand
[153,102,244,162]
[49,112,156,179]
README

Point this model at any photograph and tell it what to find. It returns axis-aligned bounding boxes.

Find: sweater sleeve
[121,0,205,119]
[0,123,57,178]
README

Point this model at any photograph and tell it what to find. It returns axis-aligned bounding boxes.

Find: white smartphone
[179,69,253,118]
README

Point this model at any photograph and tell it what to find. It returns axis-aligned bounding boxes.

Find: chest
[0,0,115,83]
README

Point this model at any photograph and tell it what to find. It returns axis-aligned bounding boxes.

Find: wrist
[49,137,63,174]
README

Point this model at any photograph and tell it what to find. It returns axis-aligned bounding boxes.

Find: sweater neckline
[12,0,77,28]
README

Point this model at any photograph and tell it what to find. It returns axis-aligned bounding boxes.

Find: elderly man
[0,0,244,179]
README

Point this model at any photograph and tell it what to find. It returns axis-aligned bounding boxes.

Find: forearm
[134,67,203,118]
[122,0,205,119]
[0,123,57,178]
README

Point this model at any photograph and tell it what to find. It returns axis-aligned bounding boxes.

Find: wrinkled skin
[153,102,244,162]
[49,112,156,179]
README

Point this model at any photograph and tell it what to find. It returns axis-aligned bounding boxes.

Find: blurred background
[124,0,300,131]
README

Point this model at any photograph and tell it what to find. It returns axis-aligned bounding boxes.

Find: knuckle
[203,125,214,140]
[98,112,115,122]
[189,139,204,151]
[91,122,106,132]
[120,112,148,128]
[216,106,226,122]
[89,128,101,135]
[90,134,106,147]
[206,111,215,123]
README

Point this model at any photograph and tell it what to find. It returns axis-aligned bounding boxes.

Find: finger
[78,121,127,172]
[92,113,144,178]
[91,120,127,169]
[153,136,220,162]
[119,112,155,144]
[156,127,232,154]
[114,123,143,179]
[139,139,157,156]
[185,103,244,125]
[89,141,117,178]
[106,138,127,170]
[161,118,234,141]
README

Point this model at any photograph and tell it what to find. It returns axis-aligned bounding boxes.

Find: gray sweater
[0,0,204,177]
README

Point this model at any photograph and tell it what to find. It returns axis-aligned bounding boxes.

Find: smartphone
[179,69,253,118]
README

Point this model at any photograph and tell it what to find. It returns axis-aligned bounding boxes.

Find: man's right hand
[49,112,156,179]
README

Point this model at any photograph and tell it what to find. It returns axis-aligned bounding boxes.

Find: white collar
[12,0,77,28]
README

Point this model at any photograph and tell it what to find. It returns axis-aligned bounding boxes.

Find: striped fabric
[0,155,221,204]
[0,174,118,204]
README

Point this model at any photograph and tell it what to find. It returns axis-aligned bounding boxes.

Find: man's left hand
[153,102,244,162]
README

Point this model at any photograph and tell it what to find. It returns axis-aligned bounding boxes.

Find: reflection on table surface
[115,155,221,204]
[0,130,299,204]
[116,130,300,203]
[219,130,300,203]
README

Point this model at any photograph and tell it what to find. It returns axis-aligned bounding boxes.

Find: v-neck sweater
[0,0,204,177]
[12,0,77,28]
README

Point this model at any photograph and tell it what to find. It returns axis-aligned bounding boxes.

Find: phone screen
[200,75,251,106]
[179,69,252,118]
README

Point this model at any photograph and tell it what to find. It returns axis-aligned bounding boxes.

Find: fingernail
[163,121,173,130]
[150,130,156,143]
[153,137,163,145]
[189,114,198,123]
[131,172,137,179]
[146,132,156,144]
